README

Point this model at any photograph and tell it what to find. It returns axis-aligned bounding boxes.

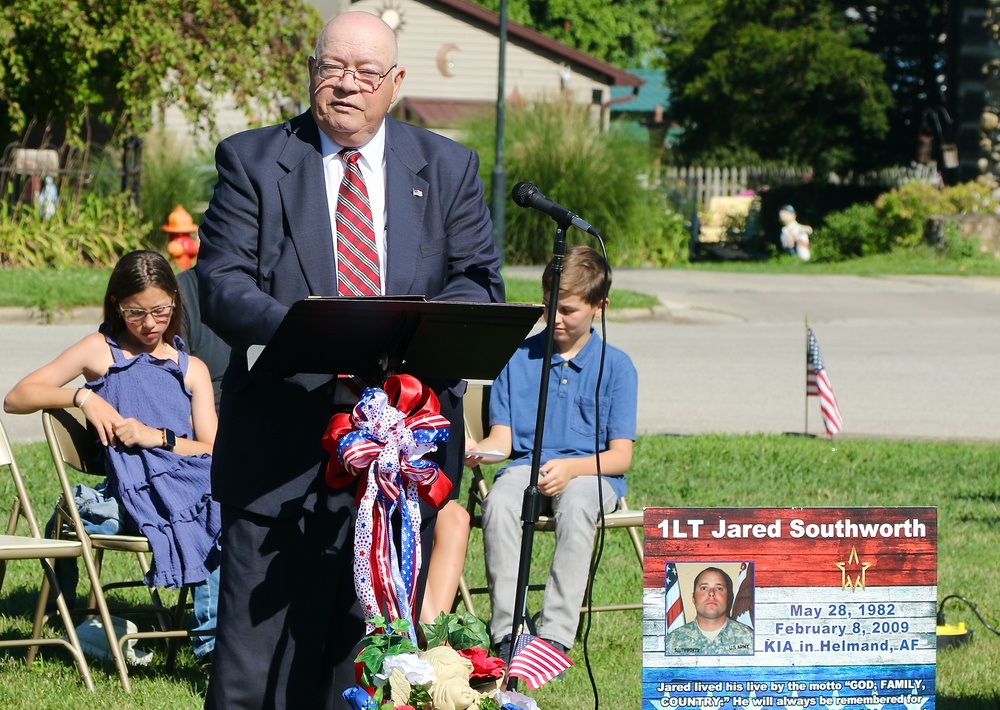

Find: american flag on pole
[731,561,754,628]
[664,563,685,633]
[507,633,572,689]
[806,327,843,438]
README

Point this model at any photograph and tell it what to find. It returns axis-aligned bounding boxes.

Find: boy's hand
[463,429,511,467]
[463,442,485,468]
[538,459,576,496]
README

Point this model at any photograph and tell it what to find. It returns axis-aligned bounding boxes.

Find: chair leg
[576,517,645,614]
[2,499,20,587]
[166,586,190,672]
[39,559,96,691]
[88,549,104,610]
[454,574,477,616]
[79,549,132,693]
[27,566,52,666]
[626,525,644,565]
[134,551,172,631]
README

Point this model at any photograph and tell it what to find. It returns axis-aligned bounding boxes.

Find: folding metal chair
[42,407,209,692]
[454,381,644,618]
[0,416,107,690]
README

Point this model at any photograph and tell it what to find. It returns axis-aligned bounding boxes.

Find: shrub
[811,180,1000,262]
[874,182,942,250]
[0,192,149,268]
[936,218,981,259]
[460,99,687,266]
[810,203,881,262]
[874,180,1000,250]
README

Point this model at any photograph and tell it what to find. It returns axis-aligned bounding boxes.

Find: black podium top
[252,297,543,381]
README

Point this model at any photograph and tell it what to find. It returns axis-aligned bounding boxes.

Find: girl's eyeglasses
[120,303,175,325]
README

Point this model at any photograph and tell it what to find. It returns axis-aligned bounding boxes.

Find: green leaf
[417,611,491,651]
[419,611,452,650]
[1,0,323,143]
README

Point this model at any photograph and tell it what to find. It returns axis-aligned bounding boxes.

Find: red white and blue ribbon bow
[321,374,451,636]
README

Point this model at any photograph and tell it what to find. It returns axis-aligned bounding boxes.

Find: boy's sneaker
[542,639,568,654]
[494,634,512,665]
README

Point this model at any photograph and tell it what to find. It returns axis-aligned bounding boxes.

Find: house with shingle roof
[160,0,643,144]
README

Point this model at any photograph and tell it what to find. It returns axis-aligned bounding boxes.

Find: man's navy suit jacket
[197,112,504,518]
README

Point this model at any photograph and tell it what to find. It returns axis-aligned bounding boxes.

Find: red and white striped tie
[336,149,381,296]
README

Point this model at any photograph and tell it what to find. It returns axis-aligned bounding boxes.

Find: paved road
[508,267,1000,442]
[2,318,96,444]
[3,270,999,443]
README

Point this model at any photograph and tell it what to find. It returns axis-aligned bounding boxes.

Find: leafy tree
[0,0,322,147]
[664,0,894,175]
[471,0,668,68]
[661,1,950,172]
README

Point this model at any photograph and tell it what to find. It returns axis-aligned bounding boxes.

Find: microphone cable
[580,231,612,710]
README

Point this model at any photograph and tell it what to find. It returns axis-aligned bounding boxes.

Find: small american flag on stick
[807,327,843,438]
[506,633,572,689]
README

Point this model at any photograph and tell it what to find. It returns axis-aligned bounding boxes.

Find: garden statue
[424,646,479,710]
[779,205,811,262]
[37,176,58,220]
[387,645,482,710]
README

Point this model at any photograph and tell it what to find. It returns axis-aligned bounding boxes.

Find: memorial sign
[643,507,936,709]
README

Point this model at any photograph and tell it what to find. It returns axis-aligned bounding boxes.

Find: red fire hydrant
[163,205,199,270]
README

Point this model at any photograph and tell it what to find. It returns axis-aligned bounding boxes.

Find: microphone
[511,181,600,237]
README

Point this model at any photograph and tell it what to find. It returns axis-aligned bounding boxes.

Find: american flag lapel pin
[412,188,423,197]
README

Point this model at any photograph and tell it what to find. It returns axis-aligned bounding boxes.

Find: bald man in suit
[197,12,503,708]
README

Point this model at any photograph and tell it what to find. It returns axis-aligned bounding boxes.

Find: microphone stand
[505,220,568,691]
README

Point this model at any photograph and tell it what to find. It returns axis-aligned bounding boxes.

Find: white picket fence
[663,164,941,208]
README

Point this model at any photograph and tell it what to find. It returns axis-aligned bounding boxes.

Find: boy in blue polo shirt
[465,245,638,663]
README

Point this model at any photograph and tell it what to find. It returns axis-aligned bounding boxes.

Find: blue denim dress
[86,324,221,589]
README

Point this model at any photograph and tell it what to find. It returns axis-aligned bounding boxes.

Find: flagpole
[804,315,809,435]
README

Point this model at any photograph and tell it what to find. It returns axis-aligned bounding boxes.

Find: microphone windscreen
[511,181,536,207]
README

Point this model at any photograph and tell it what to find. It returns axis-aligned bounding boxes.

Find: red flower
[457,646,505,680]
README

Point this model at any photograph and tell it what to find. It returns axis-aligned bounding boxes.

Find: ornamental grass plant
[459,97,689,267]
[0,129,214,275]
[138,130,217,249]
[0,434,996,709]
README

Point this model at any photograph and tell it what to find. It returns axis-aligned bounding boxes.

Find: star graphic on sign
[835,545,874,591]
[831,690,875,710]
[901,694,931,710]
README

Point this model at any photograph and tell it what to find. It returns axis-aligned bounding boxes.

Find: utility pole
[490,0,509,264]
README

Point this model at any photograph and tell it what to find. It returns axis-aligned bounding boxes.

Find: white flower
[495,690,540,710]
[382,652,436,686]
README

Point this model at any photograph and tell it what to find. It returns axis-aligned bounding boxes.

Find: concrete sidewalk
[3,270,999,443]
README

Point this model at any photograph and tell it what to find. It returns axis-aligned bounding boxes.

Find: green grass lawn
[5,246,997,316]
[0,268,113,311]
[681,247,1000,277]
[0,269,657,315]
[2,434,997,709]
[1,256,996,707]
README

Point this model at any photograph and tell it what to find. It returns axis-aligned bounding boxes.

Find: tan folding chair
[0,416,107,690]
[42,407,209,692]
[455,381,644,617]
